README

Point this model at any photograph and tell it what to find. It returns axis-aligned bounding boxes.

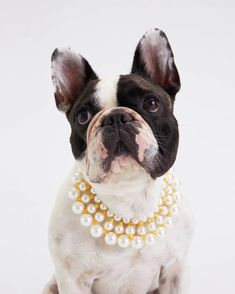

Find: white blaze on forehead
[94,76,119,108]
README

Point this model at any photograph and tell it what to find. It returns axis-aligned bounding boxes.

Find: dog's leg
[147,289,159,294]
[42,274,93,294]
[158,260,188,294]
[48,270,94,294]
[42,277,59,294]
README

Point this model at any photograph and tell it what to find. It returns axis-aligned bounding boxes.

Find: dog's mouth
[100,118,141,169]
[102,135,142,176]
[114,141,130,156]
[86,107,163,182]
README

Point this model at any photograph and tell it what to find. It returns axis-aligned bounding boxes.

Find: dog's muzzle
[86,107,158,182]
[101,109,136,156]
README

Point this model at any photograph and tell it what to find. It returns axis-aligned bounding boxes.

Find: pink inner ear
[51,49,85,112]
[140,34,171,87]
[137,29,180,98]
[62,59,85,96]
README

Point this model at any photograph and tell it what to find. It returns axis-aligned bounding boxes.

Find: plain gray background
[0,0,234,293]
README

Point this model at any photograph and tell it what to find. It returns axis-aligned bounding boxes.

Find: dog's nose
[102,110,133,127]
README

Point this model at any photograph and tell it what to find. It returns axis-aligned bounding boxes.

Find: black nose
[102,110,133,127]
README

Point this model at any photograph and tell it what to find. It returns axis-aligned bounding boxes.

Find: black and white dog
[43,29,193,294]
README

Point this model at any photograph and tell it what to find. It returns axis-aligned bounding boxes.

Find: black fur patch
[117,74,179,178]
[67,79,101,158]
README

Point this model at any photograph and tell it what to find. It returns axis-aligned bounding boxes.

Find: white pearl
[153,207,159,213]
[94,196,101,203]
[94,212,105,222]
[118,235,130,248]
[80,214,93,227]
[114,225,124,234]
[87,204,96,214]
[166,174,174,183]
[137,225,147,236]
[160,206,169,216]
[157,227,165,237]
[79,181,87,191]
[68,187,79,200]
[141,217,147,223]
[104,221,114,231]
[165,217,173,226]
[125,226,135,235]
[105,232,117,245]
[149,212,154,218]
[171,204,179,215]
[173,192,182,202]
[158,198,163,206]
[157,215,164,225]
[145,233,157,246]
[131,236,144,249]
[162,181,167,189]
[167,186,173,194]
[123,217,130,224]
[100,203,107,210]
[132,217,140,225]
[148,222,157,232]
[114,215,121,222]
[107,211,114,217]
[90,224,103,238]
[72,202,84,214]
[164,196,174,206]
[71,172,82,183]
[173,178,180,187]
[81,194,90,203]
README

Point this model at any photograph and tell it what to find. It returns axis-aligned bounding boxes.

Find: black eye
[143,96,160,112]
[77,110,92,125]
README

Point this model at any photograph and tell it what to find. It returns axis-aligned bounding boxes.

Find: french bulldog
[43,28,193,294]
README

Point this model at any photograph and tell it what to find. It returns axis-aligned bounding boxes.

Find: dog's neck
[77,161,163,219]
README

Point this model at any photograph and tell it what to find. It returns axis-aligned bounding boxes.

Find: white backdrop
[0,0,234,293]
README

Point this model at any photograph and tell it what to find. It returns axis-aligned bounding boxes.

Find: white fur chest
[48,166,193,294]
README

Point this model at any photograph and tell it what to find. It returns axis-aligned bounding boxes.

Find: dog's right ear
[51,48,98,113]
[131,29,180,101]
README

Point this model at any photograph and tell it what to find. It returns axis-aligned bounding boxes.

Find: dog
[43,28,193,294]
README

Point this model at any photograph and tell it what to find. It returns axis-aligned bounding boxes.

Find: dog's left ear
[131,29,180,100]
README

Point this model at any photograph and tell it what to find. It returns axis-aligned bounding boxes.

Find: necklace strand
[68,169,181,249]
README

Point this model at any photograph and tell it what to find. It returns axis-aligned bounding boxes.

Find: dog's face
[51,29,180,183]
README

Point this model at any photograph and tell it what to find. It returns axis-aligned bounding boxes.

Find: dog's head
[51,29,180,184]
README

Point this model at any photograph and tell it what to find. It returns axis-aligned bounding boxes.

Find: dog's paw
[42,277,59,294]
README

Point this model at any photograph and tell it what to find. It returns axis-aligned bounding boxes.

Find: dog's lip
[114,141,130,156]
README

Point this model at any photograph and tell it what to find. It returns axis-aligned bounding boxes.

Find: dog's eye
[77,110,92,125]
[143,96,159,112]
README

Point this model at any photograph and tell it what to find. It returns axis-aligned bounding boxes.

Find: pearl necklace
[68,169,181,249]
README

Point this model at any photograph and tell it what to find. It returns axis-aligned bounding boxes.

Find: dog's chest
[57,226,168,293]
[49,168,193,293]
[50,207,191,294]
[91,246,164,294]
